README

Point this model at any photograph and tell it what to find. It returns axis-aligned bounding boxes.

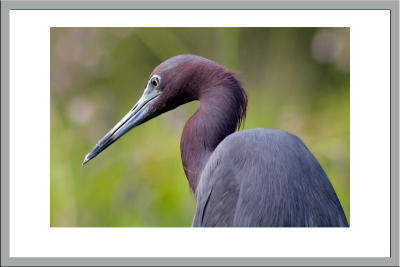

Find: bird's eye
[151,77,159,88]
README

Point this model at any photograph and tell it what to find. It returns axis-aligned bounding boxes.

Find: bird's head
[82,54,222,165]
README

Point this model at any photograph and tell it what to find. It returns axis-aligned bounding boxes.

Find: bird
[82,54,349,227]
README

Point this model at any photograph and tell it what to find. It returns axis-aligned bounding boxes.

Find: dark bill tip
[82,149,96,166]
[82,156,90,166]
[82,142,106,166]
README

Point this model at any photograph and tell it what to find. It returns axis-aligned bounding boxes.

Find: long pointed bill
[82,88,161,166]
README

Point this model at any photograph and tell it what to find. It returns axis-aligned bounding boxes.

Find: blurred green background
[50,27,349,227]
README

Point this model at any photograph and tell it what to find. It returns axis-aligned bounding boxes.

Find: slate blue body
[193,129,348,227]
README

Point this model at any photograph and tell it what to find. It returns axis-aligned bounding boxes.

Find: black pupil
[152,79,158,87]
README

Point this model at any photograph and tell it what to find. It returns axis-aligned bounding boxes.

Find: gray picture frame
[1,0,399,266]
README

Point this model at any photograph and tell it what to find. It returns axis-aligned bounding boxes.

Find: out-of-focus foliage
[50,28,350,227]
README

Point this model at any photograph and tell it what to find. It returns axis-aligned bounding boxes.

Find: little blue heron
[83,54,348,227]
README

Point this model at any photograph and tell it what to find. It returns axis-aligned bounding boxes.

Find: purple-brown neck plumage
[149,55,247,192]
[178,60,247,192]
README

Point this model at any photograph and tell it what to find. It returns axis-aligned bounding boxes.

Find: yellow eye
[151,77,159,88]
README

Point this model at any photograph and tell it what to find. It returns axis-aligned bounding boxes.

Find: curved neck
[180,84,245,192]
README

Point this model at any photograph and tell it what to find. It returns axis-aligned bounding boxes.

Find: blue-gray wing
[192,129,348,227]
